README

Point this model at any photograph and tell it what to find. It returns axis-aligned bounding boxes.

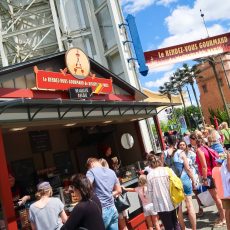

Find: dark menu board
[29,130,51,153]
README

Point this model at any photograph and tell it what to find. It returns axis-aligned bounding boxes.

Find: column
[153,115,166,150]
[0,128,17,230]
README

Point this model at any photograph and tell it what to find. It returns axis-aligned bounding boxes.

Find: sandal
[213,219,226,228]
[196,209,204,217]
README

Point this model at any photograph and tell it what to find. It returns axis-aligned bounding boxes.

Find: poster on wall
[29,130,51,153]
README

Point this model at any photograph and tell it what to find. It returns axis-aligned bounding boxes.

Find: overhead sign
[69,87,92,99]
[144,32,230,69]
[65,47,90,80]
[34,67,113,94]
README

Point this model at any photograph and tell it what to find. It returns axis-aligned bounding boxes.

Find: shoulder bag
[114,190,130,213]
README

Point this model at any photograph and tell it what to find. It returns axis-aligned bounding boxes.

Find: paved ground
[182,196,227,230]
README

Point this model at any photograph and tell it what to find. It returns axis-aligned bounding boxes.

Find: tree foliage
[208,108,228,125]
[152,105,202,134]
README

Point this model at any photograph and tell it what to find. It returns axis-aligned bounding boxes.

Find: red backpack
[202,146,219,168]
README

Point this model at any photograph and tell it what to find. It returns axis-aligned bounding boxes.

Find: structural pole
[0,128,17,230]
[153,115,166,150]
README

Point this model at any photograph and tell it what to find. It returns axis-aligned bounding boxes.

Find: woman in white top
[29,182,67,230]
[147,153,180,230]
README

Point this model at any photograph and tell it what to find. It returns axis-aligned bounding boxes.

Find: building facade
[196,54,230,124]
[0,0,155,151]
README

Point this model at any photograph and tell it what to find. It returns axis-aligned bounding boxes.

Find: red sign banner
[144,32,230,69]
[35,69,113,94]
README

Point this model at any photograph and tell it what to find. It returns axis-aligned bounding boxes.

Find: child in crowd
[123,175,161,230]
[29,182,67,230]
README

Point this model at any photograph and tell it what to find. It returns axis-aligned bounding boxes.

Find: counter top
[121,177,138,187]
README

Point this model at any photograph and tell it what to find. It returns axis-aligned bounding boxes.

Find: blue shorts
[181,173,193,196]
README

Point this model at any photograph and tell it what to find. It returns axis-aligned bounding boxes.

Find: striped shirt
[147,167,175,212]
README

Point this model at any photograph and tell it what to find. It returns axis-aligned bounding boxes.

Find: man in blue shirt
[86,158,121,230]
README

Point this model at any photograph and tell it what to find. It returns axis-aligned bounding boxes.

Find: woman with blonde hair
[29,182,67,230]
[189,132,226,227]
[99,158,109,168]
[147,153,181,230]
[208,129,224,154]
[221,122,230,150]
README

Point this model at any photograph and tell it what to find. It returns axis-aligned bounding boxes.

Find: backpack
[202,146,219,169]
[164,150,184,177]
[165,167,185,207]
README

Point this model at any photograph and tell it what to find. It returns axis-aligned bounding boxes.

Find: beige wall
[3,128,70,170]
[115,122,143,166]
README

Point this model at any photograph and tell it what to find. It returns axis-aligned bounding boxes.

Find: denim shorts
[102,205,119,230]
[181,173,193,196]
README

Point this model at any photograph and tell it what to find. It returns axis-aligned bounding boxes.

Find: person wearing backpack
[220,122,230,150]
[174,141,197,230]
[147,153,181,230]
[190,132,226,228]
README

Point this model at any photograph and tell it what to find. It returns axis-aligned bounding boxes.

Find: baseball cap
[37,181,51,191]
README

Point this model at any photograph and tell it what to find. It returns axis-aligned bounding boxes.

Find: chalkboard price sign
[69,87,92,99]
[29,130,51,153]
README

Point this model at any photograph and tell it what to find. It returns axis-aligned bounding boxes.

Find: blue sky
[121,0,230,105]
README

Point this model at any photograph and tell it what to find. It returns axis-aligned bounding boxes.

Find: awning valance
[0,98,173,126]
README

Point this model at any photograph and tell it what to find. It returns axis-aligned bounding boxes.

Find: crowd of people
[5,122,229,230]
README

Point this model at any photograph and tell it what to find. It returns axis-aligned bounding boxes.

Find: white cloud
[121,0,177,14]
[144,70,174,88]
[122,0,155,14]
[156,0,177,6]
[149,63,175,73]
[160,24,226,48]
[159,0,230,48]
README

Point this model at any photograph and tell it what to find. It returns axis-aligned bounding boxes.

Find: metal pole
[200,9,210,38]
[209,59,230,124]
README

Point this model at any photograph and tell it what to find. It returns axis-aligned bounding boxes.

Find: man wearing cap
[86,158,121,230]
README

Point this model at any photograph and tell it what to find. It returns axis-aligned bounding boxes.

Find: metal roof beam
[3,23,54,38]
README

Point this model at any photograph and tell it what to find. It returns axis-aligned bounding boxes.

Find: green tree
[159,82,177,108]
[209,108,228,125]
[180,63,202,109]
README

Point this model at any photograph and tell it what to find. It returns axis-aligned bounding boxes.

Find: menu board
[29,130,51,153]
